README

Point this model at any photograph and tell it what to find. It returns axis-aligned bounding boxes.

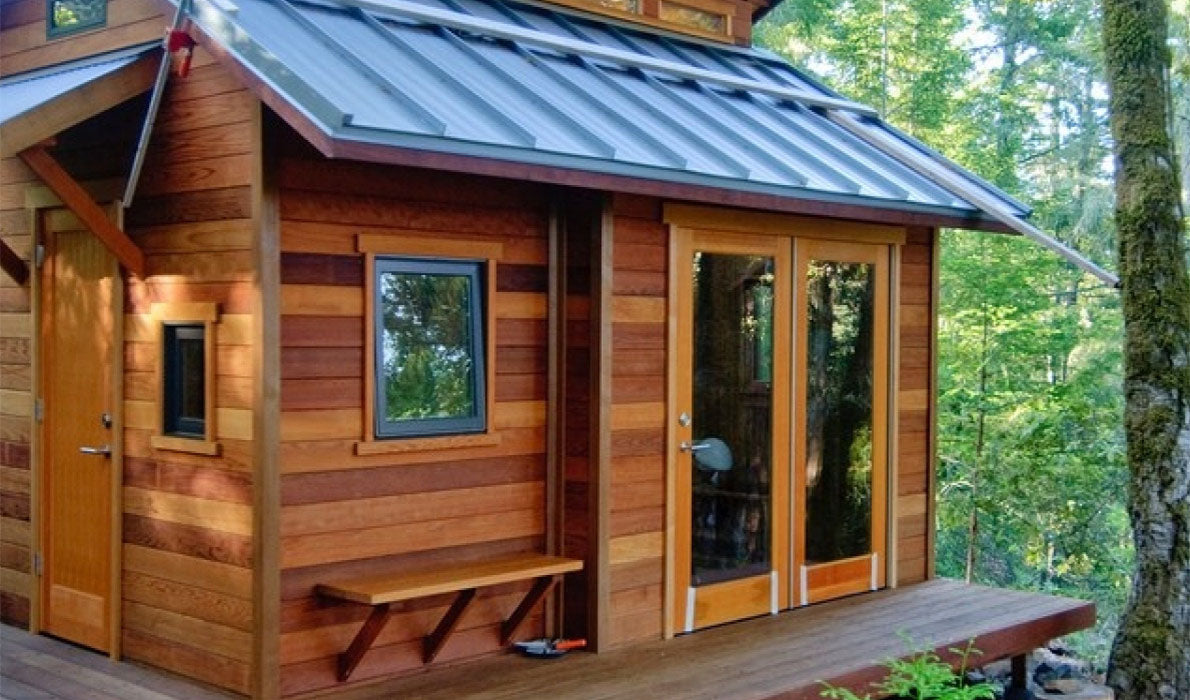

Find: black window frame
[373,256,487,439]
[162,323,206,439]
[46,0,107,38]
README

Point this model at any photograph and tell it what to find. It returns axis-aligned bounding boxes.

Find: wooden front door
[793,239,889,605]
[673,229,792,631]
[39,210,120,652]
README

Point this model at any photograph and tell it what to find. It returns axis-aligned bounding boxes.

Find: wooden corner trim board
[17,146,145,275]
[1,238,29,285]
[662,202,908,245]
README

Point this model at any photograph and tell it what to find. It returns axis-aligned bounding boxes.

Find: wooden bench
[316,553,584,682]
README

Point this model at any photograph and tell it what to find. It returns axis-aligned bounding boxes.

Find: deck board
[0,625,236,700]
[325,580,1094,700]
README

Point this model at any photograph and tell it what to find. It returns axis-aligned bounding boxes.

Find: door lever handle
[79,445,112,457]
[679,440,710,453]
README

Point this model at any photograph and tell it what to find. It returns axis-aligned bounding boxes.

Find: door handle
[679,440,711,453]
[79,445,112,457]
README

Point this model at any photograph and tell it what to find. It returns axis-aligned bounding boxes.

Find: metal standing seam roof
[172,0,1030,221]
[0,43,159,125]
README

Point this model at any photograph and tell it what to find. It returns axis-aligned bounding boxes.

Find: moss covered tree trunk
[1102,0,1190,696]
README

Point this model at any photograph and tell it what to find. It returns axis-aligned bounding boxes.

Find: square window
[163,323,206,438]
[47,0,106,37]
[374,257,487,438]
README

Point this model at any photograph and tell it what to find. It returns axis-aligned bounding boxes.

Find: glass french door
[673,230,791,632]
[794,239,889,605]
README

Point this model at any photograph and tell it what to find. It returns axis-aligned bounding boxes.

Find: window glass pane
[164,324,205,437]
[690,252,774,585]
[376,259,485,437]
[48,0,106,35]
[592,0,641,13]
[804,261,875,564]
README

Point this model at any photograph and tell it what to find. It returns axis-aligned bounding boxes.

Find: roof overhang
[0,44,161,158]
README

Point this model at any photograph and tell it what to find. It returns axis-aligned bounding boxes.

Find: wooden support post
[0,238,29,286]
[500,576,556,645]
[337,603,391,683]
[1003,653,1034,700]
[17,146,145,275]
[423,588,477,664]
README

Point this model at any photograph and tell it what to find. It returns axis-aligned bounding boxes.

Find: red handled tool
[513,638,587,658]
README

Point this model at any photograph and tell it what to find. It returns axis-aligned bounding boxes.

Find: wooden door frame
[28,185,125,659]
[667,227,792,635]
[792,238,891,607]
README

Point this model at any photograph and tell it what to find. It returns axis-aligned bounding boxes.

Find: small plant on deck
[819,640,995,700]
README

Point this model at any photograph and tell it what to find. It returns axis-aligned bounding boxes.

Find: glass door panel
[794,240,888,606]
[674,230,790,632]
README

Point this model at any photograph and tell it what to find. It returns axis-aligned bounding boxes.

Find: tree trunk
[1102,0,1190,697]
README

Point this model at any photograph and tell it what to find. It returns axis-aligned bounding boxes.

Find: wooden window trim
[149,301,220,456]
[356,234,501,456]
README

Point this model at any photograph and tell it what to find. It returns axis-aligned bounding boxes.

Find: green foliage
[380,272,476,421]
[819,640,995,700]
[756,0,1168,667]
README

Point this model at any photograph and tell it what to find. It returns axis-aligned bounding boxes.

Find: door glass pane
[690,252,774,586]
[804,261,876,564]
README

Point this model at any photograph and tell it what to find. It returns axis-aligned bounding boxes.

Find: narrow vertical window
[47,0,106,37]
[163,324,206,438]
[374,257,487,438]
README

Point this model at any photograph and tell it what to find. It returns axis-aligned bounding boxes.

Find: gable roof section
[174,0,1028,228]
[0,43,161,158]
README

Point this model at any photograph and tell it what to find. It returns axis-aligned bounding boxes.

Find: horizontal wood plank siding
[274,126,551,696]
[607,194,666,647]
[0,0,163,77]
[117,53,259,695]
[0,150,32,627]
[896,226,935,585]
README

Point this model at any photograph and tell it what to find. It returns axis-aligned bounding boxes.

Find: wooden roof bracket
[124,0,191,208]
[19,145,145,276]
[0,238,29,286]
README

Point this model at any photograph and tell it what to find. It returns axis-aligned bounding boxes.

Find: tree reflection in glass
[804,261,875,564]
[379,270,476,422]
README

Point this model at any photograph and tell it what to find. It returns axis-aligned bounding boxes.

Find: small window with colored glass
[47,0,106,37]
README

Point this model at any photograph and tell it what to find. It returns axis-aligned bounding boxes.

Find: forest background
[757,0,1189,667]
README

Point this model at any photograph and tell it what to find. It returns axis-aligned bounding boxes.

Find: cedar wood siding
[0,0,165,634]
[118,48,260,694]
[0,0,163,77]
[607,194,668,647]
[0,36,262,694]
[273,124,552,696]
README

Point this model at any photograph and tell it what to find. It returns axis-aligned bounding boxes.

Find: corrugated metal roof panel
[0,44,158,125]
[176,0,1029,219]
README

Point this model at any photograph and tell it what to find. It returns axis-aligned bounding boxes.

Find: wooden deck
[0,580,1093,700]
[0,624,236,700]
[322,579,1094,700]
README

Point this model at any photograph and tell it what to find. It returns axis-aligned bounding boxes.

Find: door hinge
[34,244,46,269]
[33,398,43,423]
[33,552,43,577]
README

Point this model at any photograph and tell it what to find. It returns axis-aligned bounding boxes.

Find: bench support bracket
[423,587,478,664]
[500,575,556,645]
[338,603,392,682]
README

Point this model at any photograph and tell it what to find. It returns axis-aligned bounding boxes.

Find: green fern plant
[819,639,996,700]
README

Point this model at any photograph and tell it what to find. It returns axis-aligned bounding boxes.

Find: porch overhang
[0,44,161,159]
[338,579,1095,699]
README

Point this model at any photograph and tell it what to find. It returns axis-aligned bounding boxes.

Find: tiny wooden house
[0,0,1097,697]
